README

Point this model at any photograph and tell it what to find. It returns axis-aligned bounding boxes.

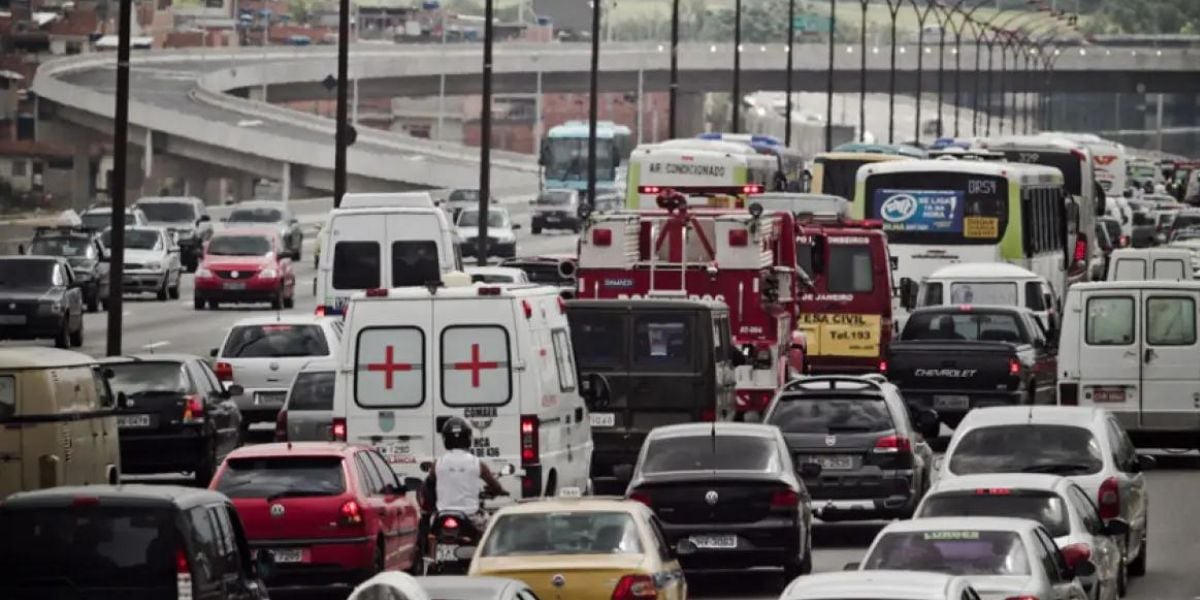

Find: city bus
[540,121,634,194]
[833,142,929,158]
[854,159,1070,306]
[624,143,775,209]
[1044,132,1129,195]
[982,135,1103,284]
[808,152,916,201]
[698,132,807,191]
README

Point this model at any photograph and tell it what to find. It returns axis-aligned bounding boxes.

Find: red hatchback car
[194,227,296,310]
[211,442,422,591]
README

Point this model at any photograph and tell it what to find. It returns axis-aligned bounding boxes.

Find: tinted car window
[864,530,1031,576]
[228,208,283,223]
[107,361,190,395]
[827,245,874,293]
[457,211,506,228]
[641,435,781,474]
[222,324,330,358]
[391,241,440,287]
[288,370,335,411]
[0,506,178,588]
[950,282,1018,306]
[101,229,161,250]
[29,237,95,258]
[902,311,1024,343]
[480,512,643,557]
[333,241,381,290]
[568,312,625,368]
[0,259,55,286]
[215,456,346,498]
[449,189,480,203]
[917,491,1071,537]
[536,191,574,205]
[208,235,272,256]
[948,424,1104,476]
[768,397,893,433]
[139,202,196,223]
[82,212,131,229]
[633,315,692,370]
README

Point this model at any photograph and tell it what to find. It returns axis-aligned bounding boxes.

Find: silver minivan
[275,359,336,442]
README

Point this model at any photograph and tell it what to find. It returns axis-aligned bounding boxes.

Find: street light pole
[476,0,494,265]
[934,5,950,139]
[668,0,680,138]
[911,0,938,144]
[732,0,743,133]
[107,0,132,355]
[785,0,796,147]
[825,0,836,151]
[858,0,868,142]
[886,0,903,144]
[333,0,351,208]
[970,21,984,135]
[585,0,602,209]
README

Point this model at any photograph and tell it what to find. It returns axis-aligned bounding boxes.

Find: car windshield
[228,207,283,223]
[537,191,574,205]
[101,229,162,251]
[480,511,643,557]
[215,456,345,499]
[138,202,195,223]
[0,506,178,589]
[208,235,272,256]
[948,424,1104,476]
[457,211,506,228]
[902,311,1024,343]
[449,189,480,203]
[641,435,781,474]
[81,213,118,229]
[29,237,94,258]
[917,491,1071,537]
[949,282,1018,306]
[106,362,189,395]
[0,259,55,287]
[863,530,1031,576]
[221,324,330,358]
[288,370,335,411]
[1173,213,1200,230]
[569,312,625,368]
[768,397,893,433]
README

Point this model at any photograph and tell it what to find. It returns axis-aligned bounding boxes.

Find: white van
[903,262,1061,335]
[332,282,594,498]
[316,193,461,314]
[1106,248,1192,281]
[1058,280,1200,448]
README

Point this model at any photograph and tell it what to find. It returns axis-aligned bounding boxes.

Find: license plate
[223,282,246,290]
[933,395,971,410]
[254,392,285,405]
[0,315,26,325]
[691,535,737,549]
[435,545,459,562]
[589,412,615,427]
[1090,387,1126,403]
[269,548,304,563]
[378,442,412,465]
[811,455,855,470]
[117,414,152,428]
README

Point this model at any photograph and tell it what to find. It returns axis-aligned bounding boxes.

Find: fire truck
[575,189,804,418]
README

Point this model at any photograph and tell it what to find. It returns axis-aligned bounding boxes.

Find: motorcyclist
[422,417,506,530]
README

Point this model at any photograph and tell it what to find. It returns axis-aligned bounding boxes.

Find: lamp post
[785,0,796,146]
[732,0,743,133]
[585,0,601,213]
[932,2,952,140]
[884,0,904,143]
[857,0,868,142]
[332,0,351,207]
[968,18,985,135]
[825,0,837,151]
[909,0,940,144]
[945,0,993,138]
[979,8,1045,136]
[107,0,132,354]
[476,0,495,265]
[668,0,680,138]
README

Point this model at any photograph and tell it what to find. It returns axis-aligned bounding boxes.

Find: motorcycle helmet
[441,417,473,451]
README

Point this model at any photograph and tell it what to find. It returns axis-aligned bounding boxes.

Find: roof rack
[782,375,887,393]
[34,225,100,234]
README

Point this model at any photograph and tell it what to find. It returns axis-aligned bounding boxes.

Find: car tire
[69,321,83,348]
[86,292,99,313]
[271,292,283,310]
[293,246,302,262]
[194,444,216,487]
[1117,557,1129,596]
[782,546,806,587]
[194,297,205,310]
[373,539,386,575]
[54,319,70,349]
[283,293,295,309]
[532,225,541,235]
[168,283,180,300]
[156,279,168,301]
[1128,530,1147,577]
[210,300,220,310]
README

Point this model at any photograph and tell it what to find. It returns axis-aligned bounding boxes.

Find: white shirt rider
[435,449,485,513]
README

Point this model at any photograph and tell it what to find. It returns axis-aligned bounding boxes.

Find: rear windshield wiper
[1020,462,1095,474]
[265,489,338,503]
[825,425,875,433]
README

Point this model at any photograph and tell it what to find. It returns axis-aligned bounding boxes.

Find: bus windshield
[867,172,1008,246]
[818,158,870,200]
[545,138,615,183]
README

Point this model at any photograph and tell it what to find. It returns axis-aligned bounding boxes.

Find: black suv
[25,225,111,312]
[0,256,85,348]
[101,354,245,486]
[0,485,271,600]
[763,375,936,521]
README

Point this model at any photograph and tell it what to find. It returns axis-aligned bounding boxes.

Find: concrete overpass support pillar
[281,163,291,203]
[674,92,706,138]
[235,174,256,203]
[183,172,208,202]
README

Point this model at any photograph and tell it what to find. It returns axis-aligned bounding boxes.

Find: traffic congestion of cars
[1,134,1198,600]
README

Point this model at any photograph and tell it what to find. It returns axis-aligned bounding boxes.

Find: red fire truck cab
[576,191,803,418]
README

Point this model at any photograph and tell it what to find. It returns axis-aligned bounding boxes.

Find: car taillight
[176,547,193,599]
[611,574,658,600]
[340,499,363,526]
[1009,357,1021,376]
[1098,476,1120,520]
[873,435,912,454]
[1120,235,1130,247]
[1060,383,1079,406]
[1059,542,1092,569]
[275,410,288,442]
[770,489,799,510]
[878,359,888,374]
[520,415,539,465]
[1074,236,1088,262]
[629,491,652,507]
[213,361,233,382]
[331,417,347,442]
[182,394,204,423]
[441,516,460,530]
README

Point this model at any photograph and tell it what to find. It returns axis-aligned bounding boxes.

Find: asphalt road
[5,199,1199,600]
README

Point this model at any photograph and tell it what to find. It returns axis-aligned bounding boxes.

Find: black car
[101,354,245,486]
[0,485,271,600]
[764,375,936,521]
[627,422,814,584]
[137,196,213,271]
[0,256,85,348]
[223,200,304,260]
[25,225,111,312]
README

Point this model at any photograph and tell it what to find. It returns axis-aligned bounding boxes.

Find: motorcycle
[419,461,514,575]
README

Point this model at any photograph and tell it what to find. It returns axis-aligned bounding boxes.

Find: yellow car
[468,498,687,600]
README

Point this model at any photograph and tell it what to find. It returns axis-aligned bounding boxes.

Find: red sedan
[211,442,422,592]
[194,227,295,310]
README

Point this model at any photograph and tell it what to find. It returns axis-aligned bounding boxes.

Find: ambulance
[331,279,595,499]
[315,192,460,315]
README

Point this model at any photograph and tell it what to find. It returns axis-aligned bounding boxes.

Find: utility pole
[825,0,836,151]
[477,0,495,265]
[586,0,602,208]
[107,0,132,356]
[732,0,742,133]
[784,0,795,147]
[668,0,680,138]
[332,0,350,207]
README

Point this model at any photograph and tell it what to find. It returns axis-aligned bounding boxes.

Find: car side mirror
[899,277,918,310]
[1135,454,1156,472]
[512,223,522,230]
[210,348,219,358]
[675,539,698,557]
[1104,519,1130,537]
[404,477,424,496]
[1072,559,1097,578]
[116,391,129,409]
[799,462,823,479]
[843,562,860,571]
[225,384,244,398]
[198,215,212,224]
[290,218,299,225]
[419,461,434,473]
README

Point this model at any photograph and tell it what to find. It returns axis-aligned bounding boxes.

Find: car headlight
[260,268,278,279]
[174,229,195,239]
[145,261,163,271]
[39,301,63,314]
[196,266,213,278]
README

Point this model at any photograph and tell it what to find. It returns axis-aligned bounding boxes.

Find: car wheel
[293,245,302,262]
[54,319,70,349]
[373,539,386,574]
[270,292,283,310]
[209,300,220,310]
[1128,530,1147,577]
[283,294,295,309]
[69,320,83,348]
[782,546,806,587]
[1117,558,1129,597]
[86,292,99,313]
[156,279,168,301]
[168,280,180,300]
[194,297,205,310]
[532,225,541,235]
[194,444,216,487]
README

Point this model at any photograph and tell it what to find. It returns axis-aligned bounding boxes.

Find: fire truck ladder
[648,190,716,298]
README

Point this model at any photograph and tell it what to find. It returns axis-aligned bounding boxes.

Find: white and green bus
[854,159,1070,300]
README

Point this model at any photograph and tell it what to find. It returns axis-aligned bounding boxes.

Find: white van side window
[355,327,425,408]
[441,326,511,406]
[1146,297,1196,346]
[1086,297,1135,346]
[1113,259,1146,281]
[1153,260,1186,281]
[550,329,576,392]
[334,242,381,289]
